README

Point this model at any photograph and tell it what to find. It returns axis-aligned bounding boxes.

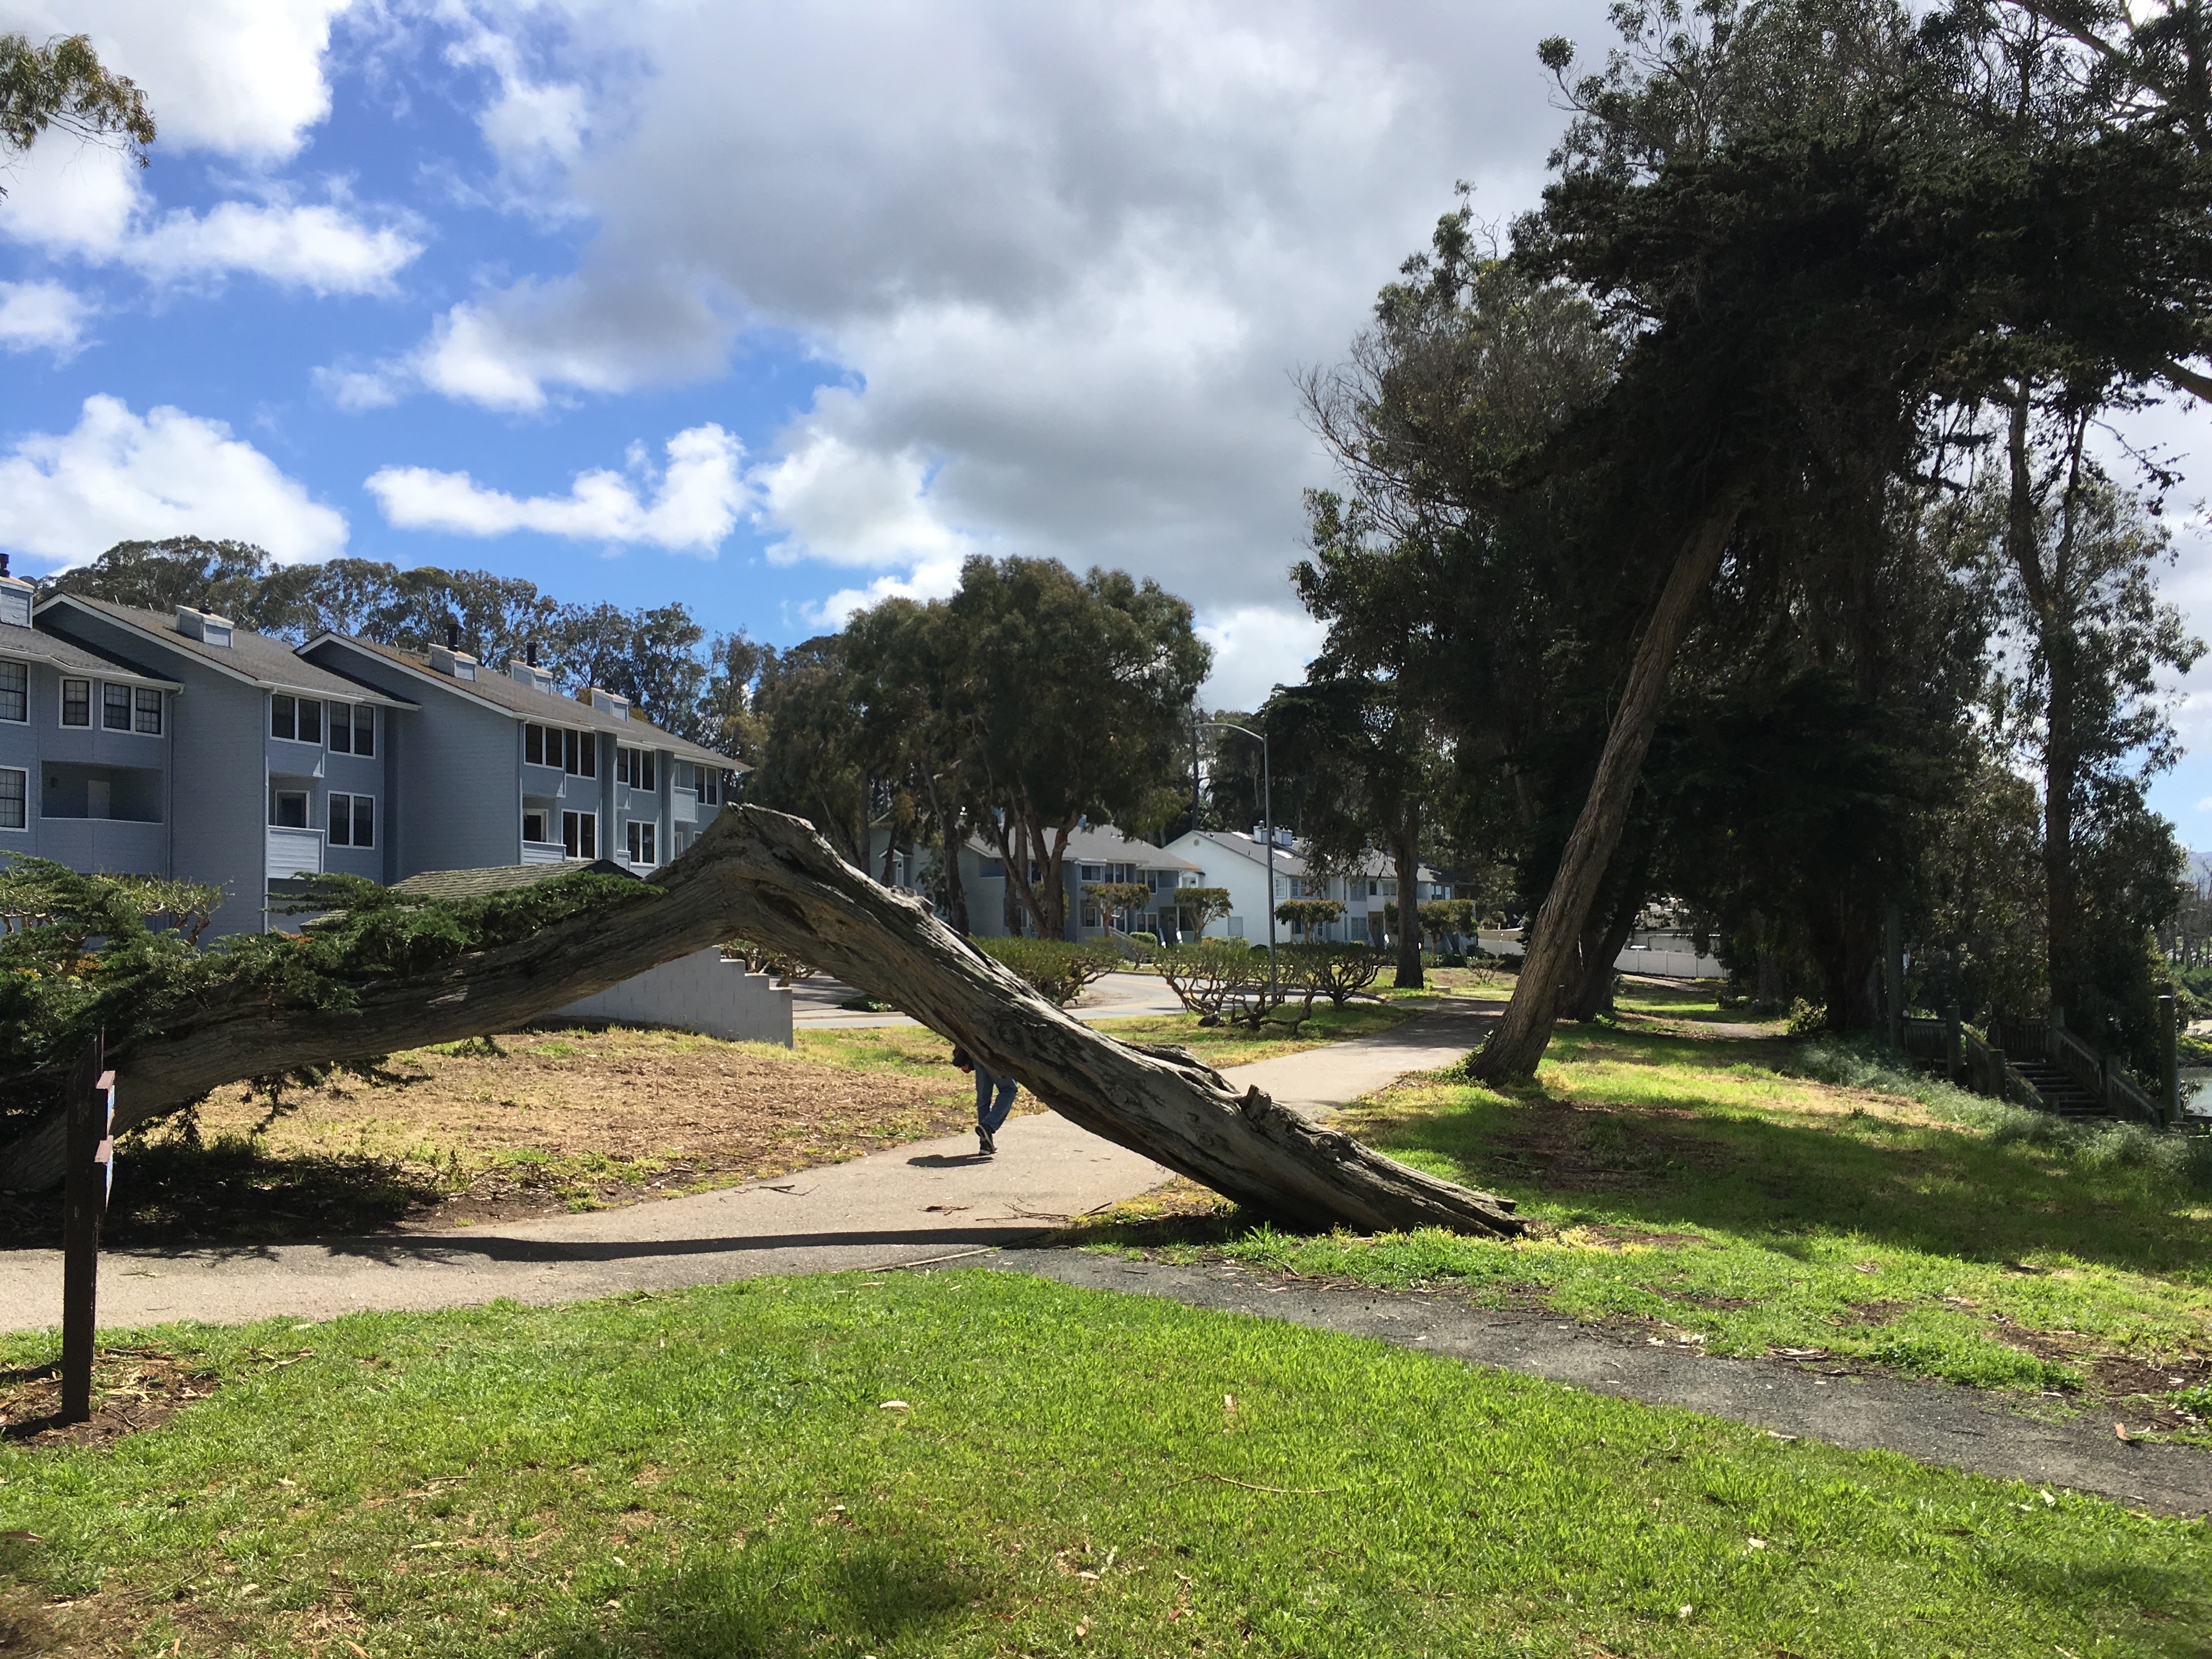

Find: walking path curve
[10,996,2200,1513]
[0,1001,1492,1333]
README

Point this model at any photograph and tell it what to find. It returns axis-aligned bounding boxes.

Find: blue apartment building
[1,564,738,936]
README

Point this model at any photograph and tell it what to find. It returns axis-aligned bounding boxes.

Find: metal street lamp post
[1203,719,1276,996]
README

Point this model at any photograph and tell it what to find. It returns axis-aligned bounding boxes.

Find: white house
[881,823,1204,939]
[1161,828,1452,947]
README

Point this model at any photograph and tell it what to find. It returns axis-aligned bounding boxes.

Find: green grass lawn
[794,998,1420,1073]
[1073,988,2212,1400]
[5,1273,2205,1657]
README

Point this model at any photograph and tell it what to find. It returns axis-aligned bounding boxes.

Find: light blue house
[3,569,738,936]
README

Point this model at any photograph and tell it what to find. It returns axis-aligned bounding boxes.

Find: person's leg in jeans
[974,1065,1018,1154]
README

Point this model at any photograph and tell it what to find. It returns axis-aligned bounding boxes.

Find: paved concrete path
[995,1250,2211,1515]
[0,1003,1486,1333]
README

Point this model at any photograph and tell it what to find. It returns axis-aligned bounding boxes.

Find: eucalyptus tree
[0,31,153,184]
[944,557,1211,940]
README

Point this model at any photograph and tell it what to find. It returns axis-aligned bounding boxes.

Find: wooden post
[60,1031,111,1426]
[1882,901,1904,1053]
[1944,1002,1962,1084]
[2159,992,2180,1131]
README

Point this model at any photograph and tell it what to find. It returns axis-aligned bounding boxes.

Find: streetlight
[1201,718,1276,996]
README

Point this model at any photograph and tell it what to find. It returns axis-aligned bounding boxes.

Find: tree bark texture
[1391,824,1425,990]
[1474,504,1740,1081]
[0,808,1522,1236]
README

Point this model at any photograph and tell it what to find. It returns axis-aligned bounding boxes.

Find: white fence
[558,948,794,1045]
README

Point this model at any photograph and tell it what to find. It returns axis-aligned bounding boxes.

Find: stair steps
[2008,1058,2124,1122]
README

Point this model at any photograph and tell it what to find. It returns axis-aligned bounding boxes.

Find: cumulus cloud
[1196,604,1330,712]
[365,424,746,554]
[0,145,422,295]
[347,0,1609,671]
[1,0,348,161]
[0,394,348,567]
[0,280,91,355]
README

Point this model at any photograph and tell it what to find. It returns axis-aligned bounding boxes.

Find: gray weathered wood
[0,808,1521,1236]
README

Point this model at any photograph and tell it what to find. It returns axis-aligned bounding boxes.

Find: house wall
[305,641,525,880]
[556,947,794,1043]
[40,609,267,935]
[0,654,174,877]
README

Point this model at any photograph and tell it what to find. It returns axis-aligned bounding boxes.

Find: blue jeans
[975,1064,1018,1134]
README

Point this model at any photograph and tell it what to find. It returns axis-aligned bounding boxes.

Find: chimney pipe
[446,621,460,651]
[0,553,9,578]
[526,639,538,668]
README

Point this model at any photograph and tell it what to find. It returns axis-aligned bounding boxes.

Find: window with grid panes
[61,679,88,726]
[101,682,129,730]
[0,660,23,723]
[133,687,161,733]
[0,767,22,830]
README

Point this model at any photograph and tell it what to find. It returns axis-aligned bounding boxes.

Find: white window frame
[562,809,597,859]
[329,791,374,848]
[269,788,311,830]
[523,807,551,845]
[330,702,353,754]
[132,686,162,735]
[0,657,25,724]
[100,681,131,732]
[59,677,90,729]
[626,819,656,865]
[0,765,24,831]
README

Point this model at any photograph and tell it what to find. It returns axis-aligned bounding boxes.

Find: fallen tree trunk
[0,808,1521,1236]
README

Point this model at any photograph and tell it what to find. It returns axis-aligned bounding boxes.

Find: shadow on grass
[1360,1083,2212,1278]
[548,1534,976,1659]
[0,1136,445,1249]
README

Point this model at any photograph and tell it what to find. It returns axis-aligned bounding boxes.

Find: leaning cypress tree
[1471,0,2212,1080]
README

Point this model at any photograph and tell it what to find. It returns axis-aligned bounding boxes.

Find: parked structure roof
[968,825,1199,871]
[0,620,179,689]
[315,634,739,772]
[40,597,415,707]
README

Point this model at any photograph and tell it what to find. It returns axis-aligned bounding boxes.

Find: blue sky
[4,1,2211,839]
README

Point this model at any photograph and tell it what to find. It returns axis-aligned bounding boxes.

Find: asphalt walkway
[0,1001,1491,1332]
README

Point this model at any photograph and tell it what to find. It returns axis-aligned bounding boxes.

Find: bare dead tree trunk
[0,808,1521,1235]
[1474,504,1740,1081]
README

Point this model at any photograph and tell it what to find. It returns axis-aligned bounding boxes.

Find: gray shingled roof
[0,621,180,688]
[322,635,739,770]
[390,859,639,902]
[968,825,1198,871]
[40,597,415,707]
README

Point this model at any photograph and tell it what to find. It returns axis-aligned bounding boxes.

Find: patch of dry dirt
[3,1028,1016,1247]
[1481,1103,1730,1192]
[0,1347,217,1449]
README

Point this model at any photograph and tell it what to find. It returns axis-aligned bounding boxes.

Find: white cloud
[347,0,1609,656]
[1,0,348,161]
[364,424,746,554]
[0,144,422,295]
[806,557,968,629]
[752,392,981,570]
[1196,605,1329,712]
[0,280,91,355]
[0,394,347,567]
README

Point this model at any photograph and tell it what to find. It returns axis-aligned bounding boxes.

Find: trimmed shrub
[970,936,1120,1007]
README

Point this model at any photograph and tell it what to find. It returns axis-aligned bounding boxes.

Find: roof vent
[0,555,29,629]
[587,687,629,721]
[508,658,556,695]
[177,606,234,647]
[431,644,479,681]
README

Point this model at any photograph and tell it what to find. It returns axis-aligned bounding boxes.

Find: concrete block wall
[557,948,794,1045]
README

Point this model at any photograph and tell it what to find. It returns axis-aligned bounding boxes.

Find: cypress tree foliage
[1460,0,2212,1078]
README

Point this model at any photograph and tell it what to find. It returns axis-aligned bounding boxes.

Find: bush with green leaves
[0,857,654,1136]
[1791,1034,2212,1194]
[1287,942,1384,1008]
[970,936,1121,1007]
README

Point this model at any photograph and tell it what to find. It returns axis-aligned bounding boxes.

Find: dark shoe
[977,1126,996,1156]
